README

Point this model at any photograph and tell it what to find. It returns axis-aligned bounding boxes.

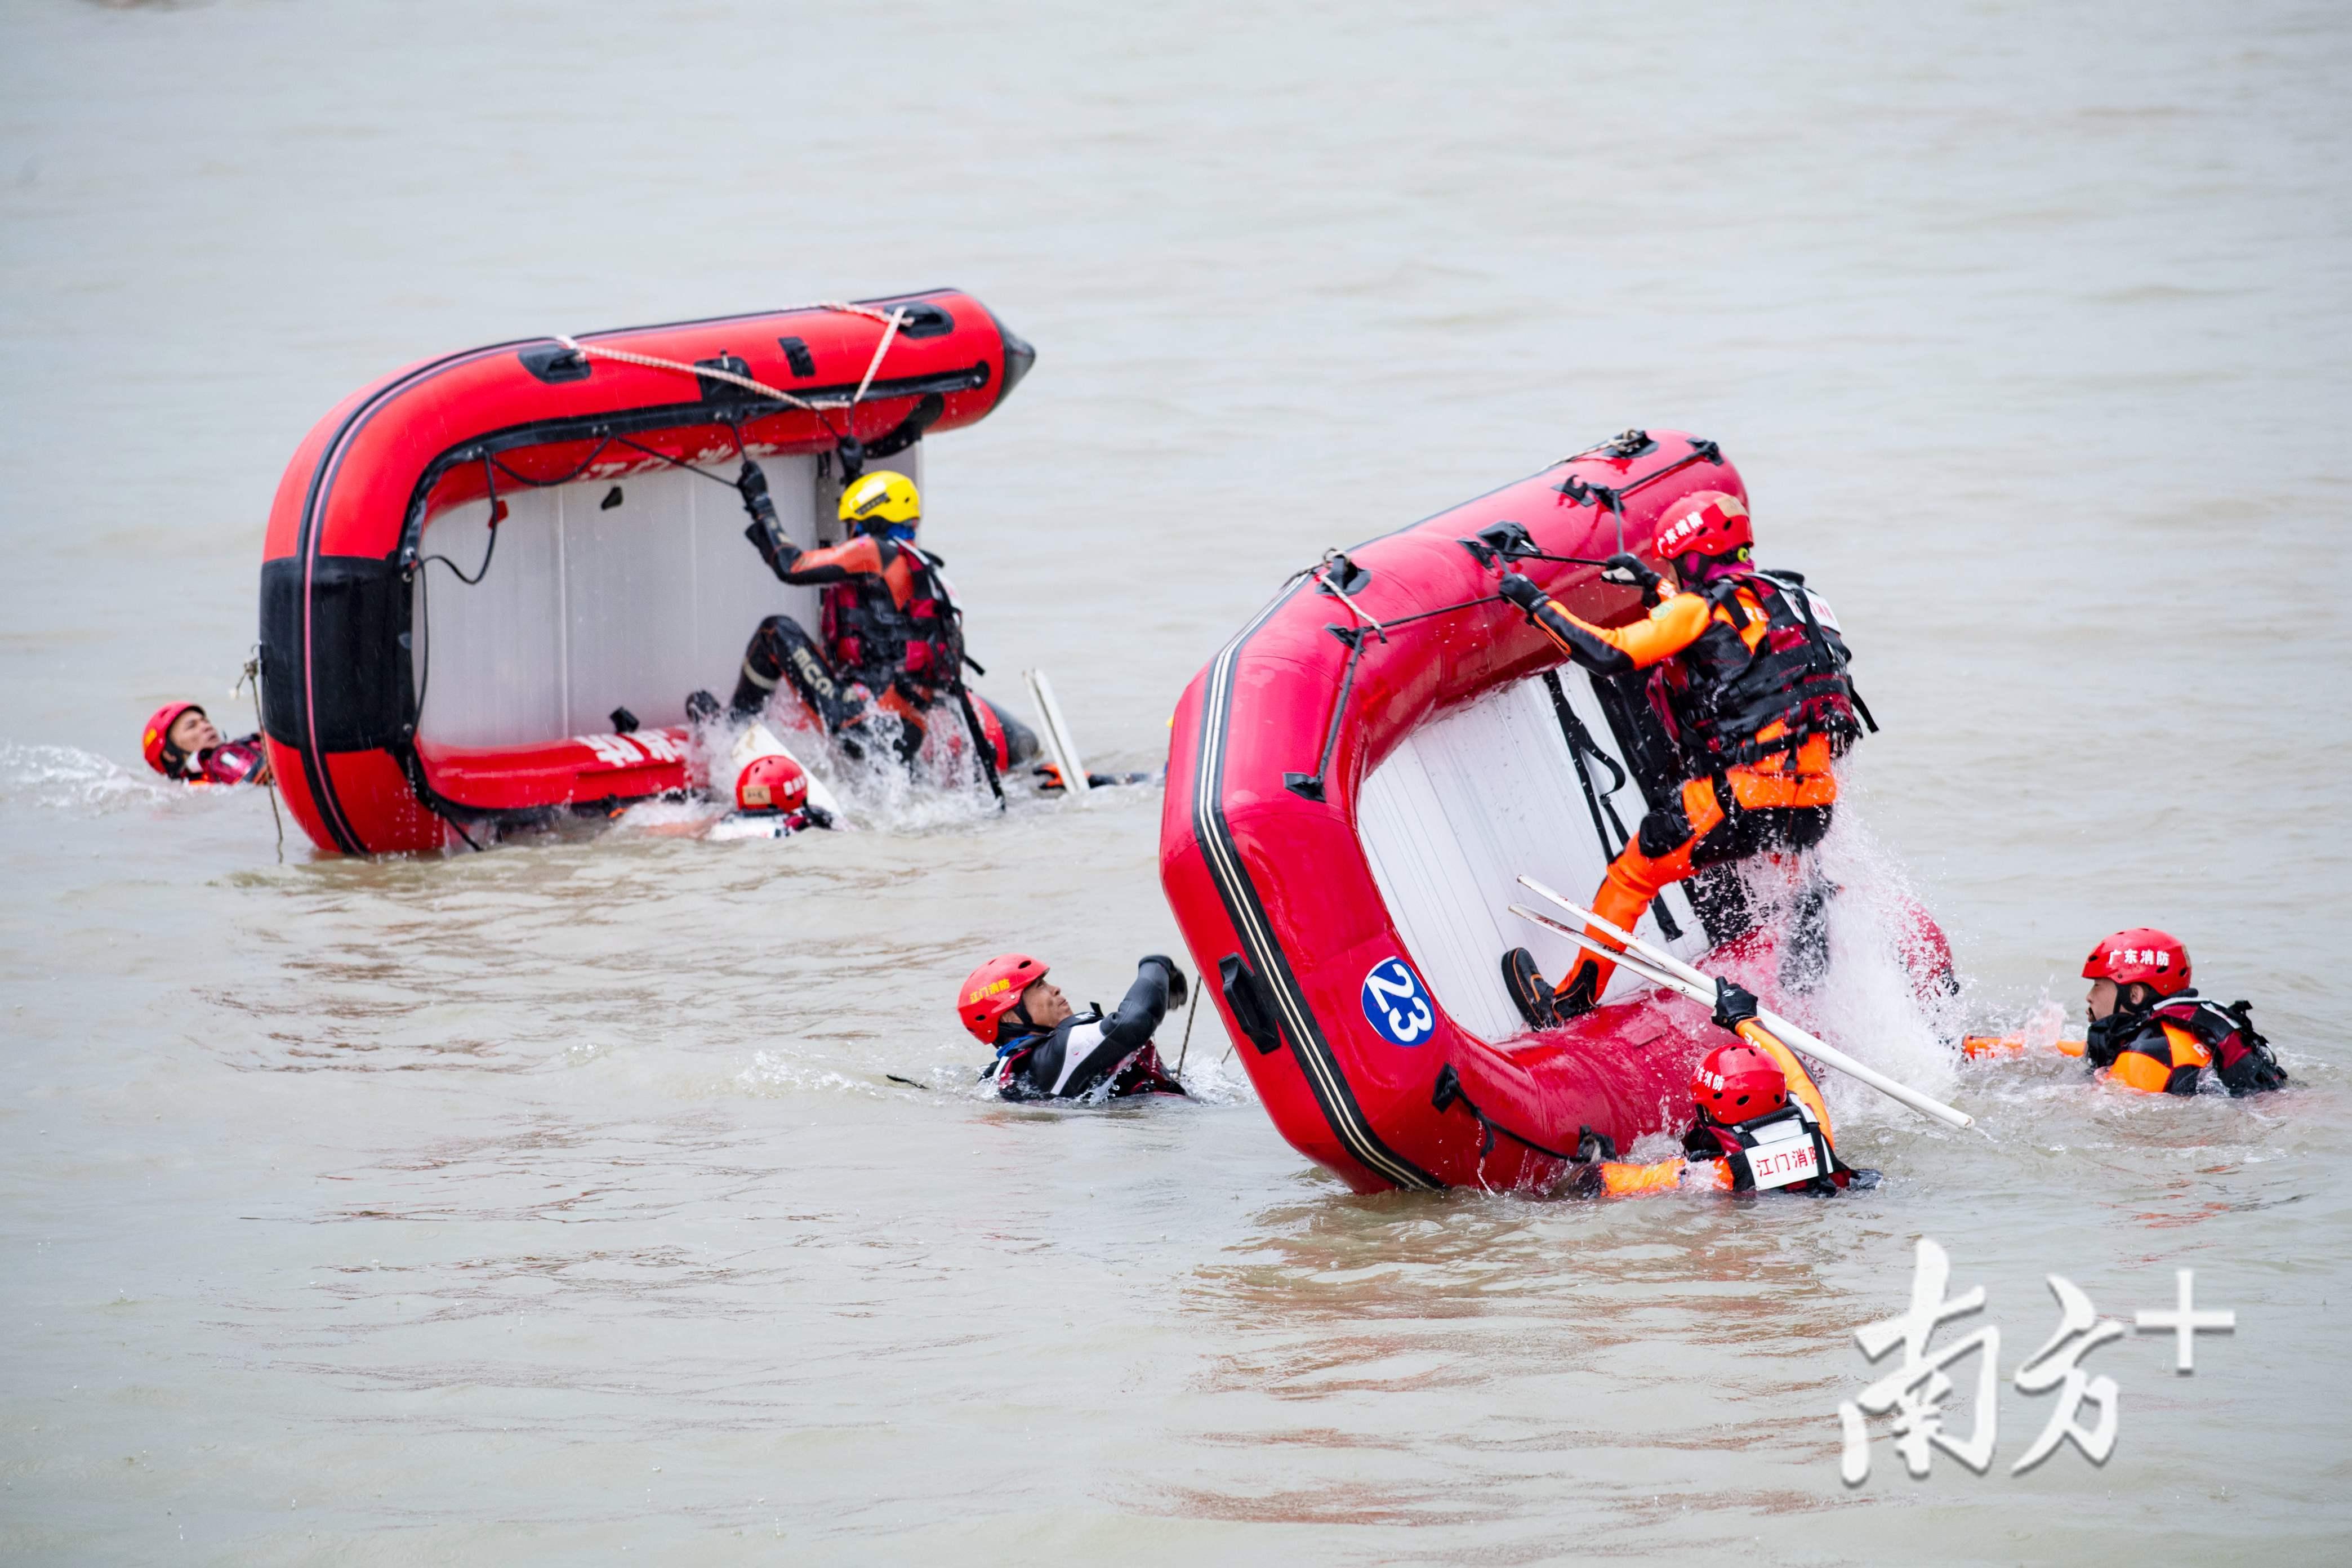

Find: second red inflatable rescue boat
[1159,430,1953,1193]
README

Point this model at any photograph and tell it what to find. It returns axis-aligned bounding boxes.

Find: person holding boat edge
[1569,978,1874,1197]
[1495,491,1868,1023]
[725,464,1037,774]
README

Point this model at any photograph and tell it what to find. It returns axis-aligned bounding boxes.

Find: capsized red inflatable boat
[1159,430,1952,1193]
[257,289,1033,854]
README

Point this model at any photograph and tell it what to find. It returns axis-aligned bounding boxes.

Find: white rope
[548,300,911,413]
[850,307,907,407]
[553,335,818,410]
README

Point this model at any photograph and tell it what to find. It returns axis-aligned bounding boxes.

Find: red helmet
[958,953,1048,1045]
[1691,1042,1789,1125]
[2083,928,2191,999]
[1654,491,1753,562]
[141,702,203,776]
[735,755,809,814]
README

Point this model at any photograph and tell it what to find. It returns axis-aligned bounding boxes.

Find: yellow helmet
[839,470,921,531]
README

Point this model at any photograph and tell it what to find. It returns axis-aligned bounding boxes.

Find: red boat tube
[1160,430,1945,1193]
[258,289,1034,854]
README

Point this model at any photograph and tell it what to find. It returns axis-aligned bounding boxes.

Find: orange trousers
[1560,766,1838,1003]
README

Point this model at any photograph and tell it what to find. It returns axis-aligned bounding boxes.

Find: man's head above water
[1013,977,1072,1034]
[141,702,222,777]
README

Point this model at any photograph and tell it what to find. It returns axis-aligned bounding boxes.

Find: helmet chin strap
[996,1001,1041,1054]
[1681,547,1750,587]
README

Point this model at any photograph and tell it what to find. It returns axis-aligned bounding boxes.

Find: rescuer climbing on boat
[2079,928,2286,1095]
[1566,978,1875,1197]
[1494,490,1870,1024]
[727,462,1037,777]
[958,952,1190,1101]
[141,702,271,787]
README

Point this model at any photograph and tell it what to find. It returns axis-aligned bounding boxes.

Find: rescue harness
[1658,568,1875,770]
[819,539,965,697]
[2117,996,2288,1096]
[1685,1101,1851,1193]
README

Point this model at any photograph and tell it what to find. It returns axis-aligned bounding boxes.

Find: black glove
[1601,552,1663,600]
[1496,572,1547,615]
[1712,978,1759,1032]
[736,458,778,529]
[1142,954,1187,1008]
[737,461,796,579]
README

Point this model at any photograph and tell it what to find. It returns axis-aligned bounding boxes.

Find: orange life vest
[2090,997,2285,1096]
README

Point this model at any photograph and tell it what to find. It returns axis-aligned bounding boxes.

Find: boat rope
[555,334,818,409]
[1174,972,1201,1079]
[1429,1064,1582,1164]
[485,437,617,490]
[550,301,910,416]
[608,431,747,491]
[1539,670,1682,940]
[1312,567,1388,639]
[237,649,286,862]
[849,307,906,407]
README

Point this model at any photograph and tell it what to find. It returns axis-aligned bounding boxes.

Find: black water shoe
[1502,948,1557,1029]
[1552,960,1603,1022]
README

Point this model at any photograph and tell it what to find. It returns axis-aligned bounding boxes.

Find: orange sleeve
[773,533,887,587]
[1597,1157,1731,1196]
[1531,591,1714,674]
[789,536,883,575]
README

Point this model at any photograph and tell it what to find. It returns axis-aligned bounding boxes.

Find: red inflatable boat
[1160,430,1950,1193]
[257,290,1033,854]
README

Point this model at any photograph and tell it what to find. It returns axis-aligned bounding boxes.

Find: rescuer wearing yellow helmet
[706,463,1036,776]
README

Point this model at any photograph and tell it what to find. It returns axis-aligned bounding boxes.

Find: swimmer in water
[2079,928,2285,1095]
[141,703,270,787]
[1566,979,1876,1196]
[721,754,832,836]
[957,952,1188,1101]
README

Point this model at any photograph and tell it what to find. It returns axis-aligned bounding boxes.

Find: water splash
[686,696,1018,836]
[1725,810,1972,1131]
[735,1050,890,1099]
[0,742,177,814]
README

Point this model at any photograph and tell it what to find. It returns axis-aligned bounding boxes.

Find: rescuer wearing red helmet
[1568,979,1872,1196]
[141,702,270,787]
[2081,928,2284,1095]
[958,951,1190,1101]
[716,462,1037,778]
[1496,490,1870,1024]
[723,754,832,836]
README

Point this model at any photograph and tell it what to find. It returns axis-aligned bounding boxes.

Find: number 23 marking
[1366,963,1433,1043]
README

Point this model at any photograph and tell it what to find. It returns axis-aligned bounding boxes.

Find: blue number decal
[1360,957,1436,1047]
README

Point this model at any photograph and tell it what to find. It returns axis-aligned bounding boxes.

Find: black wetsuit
[995,957,1188,1101]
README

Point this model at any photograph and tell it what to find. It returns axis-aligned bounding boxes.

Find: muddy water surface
[2,1,2347,1562]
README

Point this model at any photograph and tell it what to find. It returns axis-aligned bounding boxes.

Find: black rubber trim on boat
[1190,578,1441,1193]
[286,337,530,853]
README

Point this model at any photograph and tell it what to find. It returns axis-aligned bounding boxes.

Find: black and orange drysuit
[2084,995,2287,1096]
[737,529,1032,769]
[1522,567,1865,1007]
